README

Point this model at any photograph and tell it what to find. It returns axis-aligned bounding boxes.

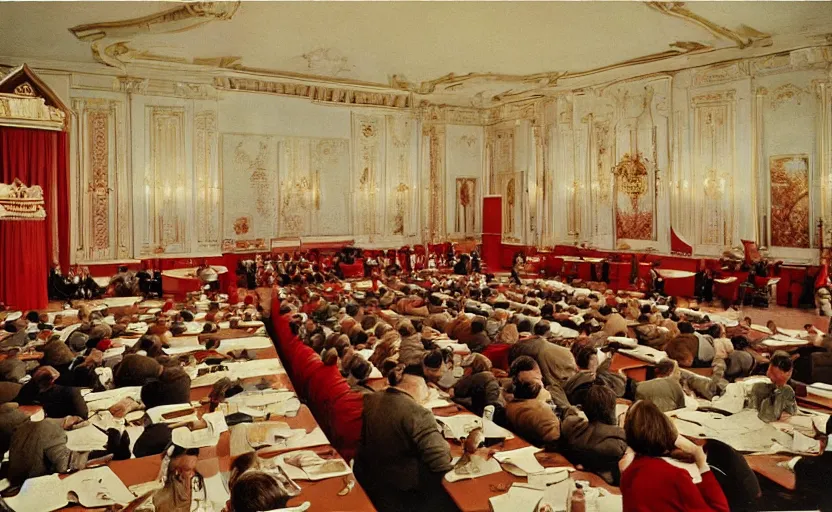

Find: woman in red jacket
[619,400,730,512]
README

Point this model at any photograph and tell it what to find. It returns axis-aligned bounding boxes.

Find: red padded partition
[482,196,502,234]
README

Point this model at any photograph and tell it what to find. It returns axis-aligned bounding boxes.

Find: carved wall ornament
[646,2,771,49]
[214,77,411,108]
[13,82,35,97]
[88,110,110,251]
[0,179,45,220]
[194,111,220,249]
[693,61,749,87]
[69,2,241,68]
[769,83,809,110]
[301,48,352,76]
[691,90,736,106]
[750,53,793,76]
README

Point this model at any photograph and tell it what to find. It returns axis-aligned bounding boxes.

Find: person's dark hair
[573,345,597,370]
[804,323,814,330]
[428,294,443,307]
[770,350,793,372]
[351,331,369,346]
[541,303,554,317]
[350,358,372,382]
[598,306,613,316]
[624,400,677,457]
[706,324,721,338]
[494,301,511,310]
[25,311,39,323]
[731,335,749,350]
[230,471,290,512]
[360,315,378,331]
[423,349,444,370]
[533,320,551,336]
[387,363,425,386]
[513,378,541,399]
[640,304,652,315]
[678,321,694,334]
[561,320,581,331]
[654,358,677,378]
[517,319,532,333]
[509,355,538,377]
[345,303,360,317]
[471,317,486,334]
[583,384,617,425]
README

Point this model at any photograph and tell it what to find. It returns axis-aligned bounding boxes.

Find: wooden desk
[797,393,832,411]
[435,405,619,512]
[745,454,796,490]
[609,353,652,382]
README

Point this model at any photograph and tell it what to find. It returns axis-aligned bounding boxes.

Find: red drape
[0,126,69,310]
[0,221,47,310]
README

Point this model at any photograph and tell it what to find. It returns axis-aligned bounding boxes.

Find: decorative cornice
[0,179,46,220]
[213,76,412,108]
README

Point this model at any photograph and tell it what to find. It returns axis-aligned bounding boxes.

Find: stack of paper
[488,484,544,512]
[5,467,134,512]
[275,450,352,481]
[444,455,502,482]
[435,414,482,440]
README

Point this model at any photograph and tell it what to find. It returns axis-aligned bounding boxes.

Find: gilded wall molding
[194,111,220,250]
[214,76,411,108]
[72,97,129,262]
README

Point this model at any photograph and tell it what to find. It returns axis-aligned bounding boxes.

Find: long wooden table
[54,330,377,511]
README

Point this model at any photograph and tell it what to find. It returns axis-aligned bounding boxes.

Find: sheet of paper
[218,336,273,353]
[103,296,143,308]
[792,431,821,454]
[65,424,109,452]
[172,424,221,449]
[435,414,483,440]
[493,446,544,475]
[63,466,135,508]
[58,322,81,341]
[539,478,574,512]
[619,345,668,364]
[526,467,570,490]
[146,403,198,424]
[482,417,514,440]
[276,450,352,481]
[4,474,67,512]
[84,386,142,412]
[28,408,45,422]
[444,455,503,482]
[203,472,231,508]
[488,484,542,512]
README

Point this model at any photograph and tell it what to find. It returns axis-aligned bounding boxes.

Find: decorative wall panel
[352,113,385,237]
[446,124,483,237]
[221,133,278,251]
[691,91,736,247]
[385,116,417,237]
[423,123,446,242]
[72,97,129,262]
[769,154,811,248]
[278,136,350,237]
[310,138,351,236]
[194,111,220,251]
[146,106,188,254]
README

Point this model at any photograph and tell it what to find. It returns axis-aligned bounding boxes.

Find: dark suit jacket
[355,387,452,493]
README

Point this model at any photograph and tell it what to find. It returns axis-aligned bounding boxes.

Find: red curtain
[0,126,69,310]
[0,221,47,310]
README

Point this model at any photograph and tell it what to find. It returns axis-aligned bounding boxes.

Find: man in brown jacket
[509,320,577,387]
[505,379,561,449]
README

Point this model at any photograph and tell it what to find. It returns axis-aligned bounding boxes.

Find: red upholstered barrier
[340,259,365,279]
[482,343,512,371]
[608,262,631,291]
[270,298,363,461]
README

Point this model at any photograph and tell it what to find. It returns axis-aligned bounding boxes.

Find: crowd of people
[1,244,831,511]
[269,247,832,512]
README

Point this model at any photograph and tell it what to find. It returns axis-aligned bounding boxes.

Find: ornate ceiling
[0,1,831,107]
